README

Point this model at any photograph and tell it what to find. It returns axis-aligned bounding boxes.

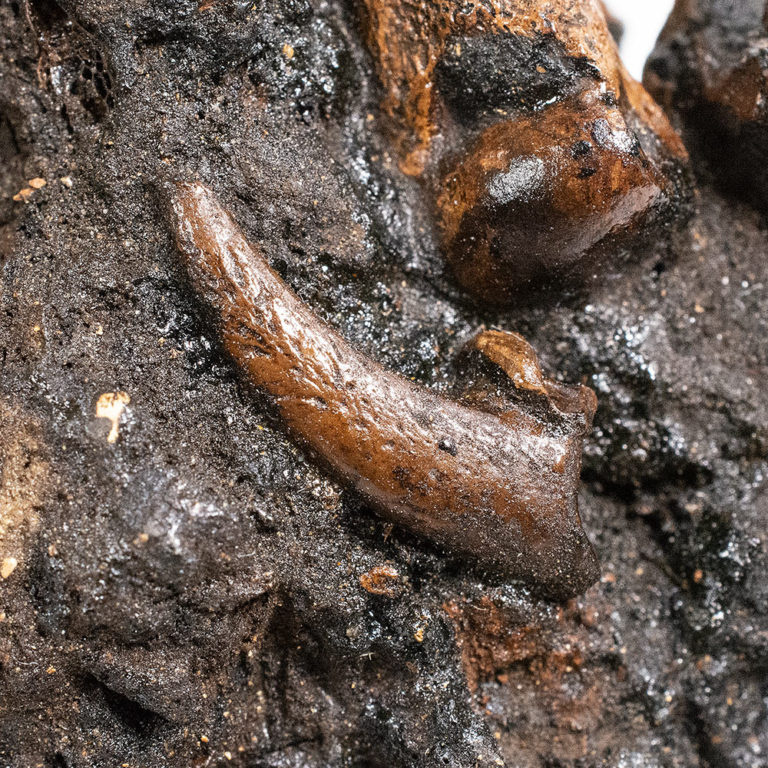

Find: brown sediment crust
[169,182,600,600]
[443,595,592,692]
[360,564,401,597]
[443,592,612,753]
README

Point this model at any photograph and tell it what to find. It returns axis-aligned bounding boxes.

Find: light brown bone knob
[438,97,667,301]
[464,329,598,423]
[169,182,600,600]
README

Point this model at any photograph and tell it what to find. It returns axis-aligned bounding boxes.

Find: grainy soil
[1,1,767,766]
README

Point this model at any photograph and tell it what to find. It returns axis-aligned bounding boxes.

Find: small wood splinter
[169,182,600,599]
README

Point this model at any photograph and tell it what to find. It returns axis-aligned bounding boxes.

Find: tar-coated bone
[169,182,600,599]
[645,0,768,212]
[361,0,689,302]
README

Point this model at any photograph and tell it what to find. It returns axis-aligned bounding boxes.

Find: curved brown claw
[169,183,600,599]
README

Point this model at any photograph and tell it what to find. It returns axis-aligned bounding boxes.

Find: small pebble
[1,557,18,579]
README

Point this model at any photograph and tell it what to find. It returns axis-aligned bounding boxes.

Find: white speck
[95,392,130,443]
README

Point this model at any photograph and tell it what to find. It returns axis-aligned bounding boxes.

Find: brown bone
[169,182,600,599]
[645,0,768,212]
[360,0,688,302]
